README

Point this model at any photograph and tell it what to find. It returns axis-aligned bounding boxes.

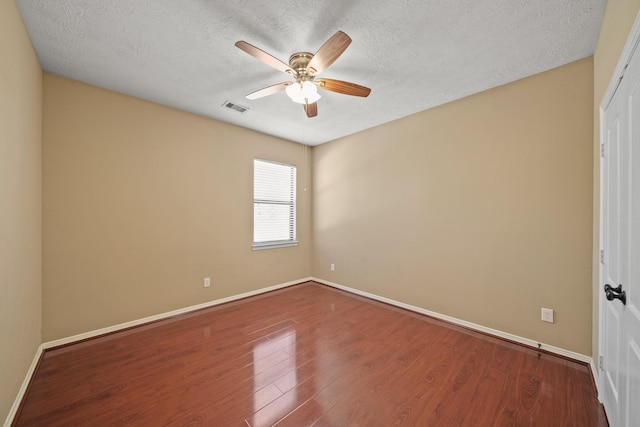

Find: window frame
[252,158,298,251]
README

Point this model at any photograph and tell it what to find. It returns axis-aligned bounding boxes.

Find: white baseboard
[43,277,312,349]
[312,277,592,364]
[591,360,602,401]
[3,343,45,427]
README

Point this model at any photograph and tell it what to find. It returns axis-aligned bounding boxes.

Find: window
[253,158,297,250]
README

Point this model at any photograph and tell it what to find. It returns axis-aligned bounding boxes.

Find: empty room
[2,0,639,426]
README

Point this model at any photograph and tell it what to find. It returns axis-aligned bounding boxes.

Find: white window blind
[253,159,297,249]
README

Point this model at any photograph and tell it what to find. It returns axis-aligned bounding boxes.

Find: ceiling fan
[235,31,371,118]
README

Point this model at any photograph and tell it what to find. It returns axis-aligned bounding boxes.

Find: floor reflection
[251,329,297,427]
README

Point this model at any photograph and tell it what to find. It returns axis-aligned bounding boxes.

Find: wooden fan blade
[306,31,352,75]
[304,102,318,118]
[235,41,292,74]
[246,82,290,100]
[316,78,371,97]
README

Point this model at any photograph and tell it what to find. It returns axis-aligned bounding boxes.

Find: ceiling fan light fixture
[286,81,320,104]
[285,81,302,99]
[292,92,321,105]
[300,81,317,97]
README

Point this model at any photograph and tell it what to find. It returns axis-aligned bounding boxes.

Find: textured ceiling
[17,0,605,146]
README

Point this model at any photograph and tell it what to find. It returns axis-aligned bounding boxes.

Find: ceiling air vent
[222,101,249,113]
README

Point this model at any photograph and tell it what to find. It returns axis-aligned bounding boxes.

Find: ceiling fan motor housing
[289,52,316,79]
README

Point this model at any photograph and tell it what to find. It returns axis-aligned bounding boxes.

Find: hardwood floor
[14,281,608,426]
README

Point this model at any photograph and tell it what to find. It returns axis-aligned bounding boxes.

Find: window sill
[252,241,299,251]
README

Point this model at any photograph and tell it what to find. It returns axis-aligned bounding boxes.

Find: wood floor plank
[274,398,323,427]
[13,282,608,426]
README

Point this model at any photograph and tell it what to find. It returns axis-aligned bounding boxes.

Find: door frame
[598,8,640,405]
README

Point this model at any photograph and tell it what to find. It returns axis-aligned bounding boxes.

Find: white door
[601,70,626,427]
[600,26,640,427]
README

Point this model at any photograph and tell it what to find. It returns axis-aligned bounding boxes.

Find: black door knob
[604,284,627,305]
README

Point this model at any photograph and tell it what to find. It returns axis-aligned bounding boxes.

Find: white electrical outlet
[204,277,211,288]
[330,263,335,272]
[541,307,554,323]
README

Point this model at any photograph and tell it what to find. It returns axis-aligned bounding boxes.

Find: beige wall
[313,58,594,355]
[0,0,42,421]
[592,0,640,366]
[42,74,312,340]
